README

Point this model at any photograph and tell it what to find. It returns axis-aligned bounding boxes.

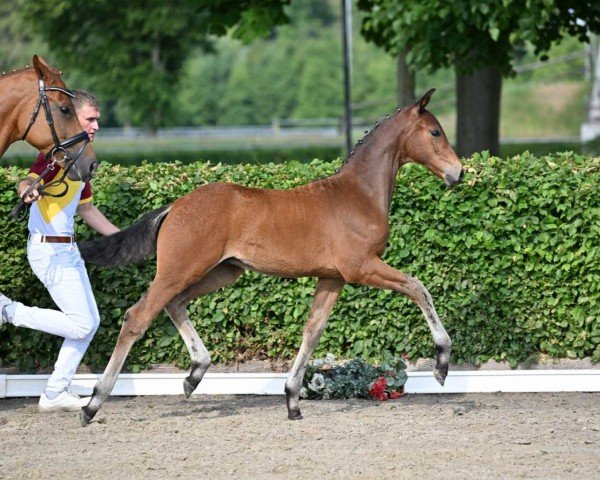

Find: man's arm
[77,203,120,236]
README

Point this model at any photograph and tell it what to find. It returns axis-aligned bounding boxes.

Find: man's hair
[71,89,100,111]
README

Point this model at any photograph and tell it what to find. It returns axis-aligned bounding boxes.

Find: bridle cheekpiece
[21,78,90,165]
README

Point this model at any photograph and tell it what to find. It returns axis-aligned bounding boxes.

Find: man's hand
[17,178,41,204]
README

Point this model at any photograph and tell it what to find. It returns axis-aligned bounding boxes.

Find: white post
[581,38,600,142]
[341,0,353,156]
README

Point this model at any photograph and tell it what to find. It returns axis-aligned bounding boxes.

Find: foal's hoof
[433,368,447,386]
[183,378,196,398]
[80,407,93,427]
[288,410,303,421]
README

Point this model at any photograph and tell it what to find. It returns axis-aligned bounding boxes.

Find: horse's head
[399,89,463,187]
[19,56,98,182]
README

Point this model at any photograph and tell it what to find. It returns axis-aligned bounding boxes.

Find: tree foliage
[6,0,591,135]
[357,0,600,157]
[357,0,600,75]
[20,0,290,129]
[175,2,401,126]
[0,0,48,72]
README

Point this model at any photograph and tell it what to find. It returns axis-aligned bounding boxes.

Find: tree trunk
[397,50,416,108]
[455,66,502,157]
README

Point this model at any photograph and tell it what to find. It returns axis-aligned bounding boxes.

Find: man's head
[72,90,100,142]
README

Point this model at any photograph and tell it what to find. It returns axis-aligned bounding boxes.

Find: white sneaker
[38,390,91,412]
[0,293,12,324]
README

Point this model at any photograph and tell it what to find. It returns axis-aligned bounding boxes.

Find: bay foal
[79,89,463,425]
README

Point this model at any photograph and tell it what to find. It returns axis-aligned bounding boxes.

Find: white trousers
[11,240,100,393]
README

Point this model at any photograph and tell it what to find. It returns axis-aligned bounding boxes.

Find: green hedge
[0,145,344,168]
[1,152,598,372]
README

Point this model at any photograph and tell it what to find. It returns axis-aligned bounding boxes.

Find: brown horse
[0,55,96,182]
[79,89,464,426]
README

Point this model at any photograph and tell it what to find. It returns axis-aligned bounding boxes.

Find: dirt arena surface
[0,392,598,479]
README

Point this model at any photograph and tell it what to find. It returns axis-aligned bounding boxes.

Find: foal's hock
[79,89,464,426]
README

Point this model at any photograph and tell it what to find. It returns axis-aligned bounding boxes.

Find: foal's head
[399,89,463,187]
[12,56,98,182]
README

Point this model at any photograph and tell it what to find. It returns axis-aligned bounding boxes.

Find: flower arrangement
[301,353,408,401]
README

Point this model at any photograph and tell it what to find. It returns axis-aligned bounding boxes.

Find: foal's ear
[416,88,436,113]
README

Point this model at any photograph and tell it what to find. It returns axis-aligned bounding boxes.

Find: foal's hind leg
[80,279,181,426]
[165,264,244,397]
[285,277,345,420]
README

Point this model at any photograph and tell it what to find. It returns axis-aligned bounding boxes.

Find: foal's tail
[79,205,171,267]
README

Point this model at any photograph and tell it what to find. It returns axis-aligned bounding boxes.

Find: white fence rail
[2,370,599,398]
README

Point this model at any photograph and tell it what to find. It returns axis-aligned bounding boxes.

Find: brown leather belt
[39,235,77,244]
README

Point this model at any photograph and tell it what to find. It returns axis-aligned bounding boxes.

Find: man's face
[77,104,101,142]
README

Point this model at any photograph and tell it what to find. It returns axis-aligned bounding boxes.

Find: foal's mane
[332,105,408,175]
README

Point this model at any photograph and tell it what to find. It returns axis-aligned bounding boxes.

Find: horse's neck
[337,122,404,216]
[0,76,27,156]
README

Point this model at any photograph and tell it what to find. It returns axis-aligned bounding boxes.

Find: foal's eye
[430,129,440,137]
[59,106,71,114]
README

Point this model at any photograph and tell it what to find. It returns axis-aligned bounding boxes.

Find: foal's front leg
[285,277,345,420]
[353,258,452,385]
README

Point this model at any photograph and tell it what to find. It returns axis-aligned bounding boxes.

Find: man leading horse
[1,70,118,411]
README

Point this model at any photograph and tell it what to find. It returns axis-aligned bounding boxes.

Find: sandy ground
[0,392,598,480]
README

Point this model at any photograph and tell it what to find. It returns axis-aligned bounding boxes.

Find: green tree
[177,0,345,126]
[177,40,239,126]
[20,0,290,131]
[293,34,344,119]
[0,0,48,72]
[357,0,600,157]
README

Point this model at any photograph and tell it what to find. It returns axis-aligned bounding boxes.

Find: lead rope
[10,158,59,220]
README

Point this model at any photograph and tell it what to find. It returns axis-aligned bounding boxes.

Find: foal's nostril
[459,169,465,182]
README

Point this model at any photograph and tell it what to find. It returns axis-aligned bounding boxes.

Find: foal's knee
[404,275,434,306]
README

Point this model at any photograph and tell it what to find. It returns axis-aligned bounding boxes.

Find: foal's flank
[79,89,464,425]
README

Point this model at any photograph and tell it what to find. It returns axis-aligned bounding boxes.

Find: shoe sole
[38,405,83,412]
[38,399,90,412]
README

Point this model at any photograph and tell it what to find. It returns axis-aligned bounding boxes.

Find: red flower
[402,352,410,360]
[369,376,388,401]
[389,390,403,399]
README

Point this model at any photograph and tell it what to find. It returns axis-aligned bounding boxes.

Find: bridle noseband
[11,79,91,220]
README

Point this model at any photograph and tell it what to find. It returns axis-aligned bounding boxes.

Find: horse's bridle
[11,79,91,220]
[22,78,90,169]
